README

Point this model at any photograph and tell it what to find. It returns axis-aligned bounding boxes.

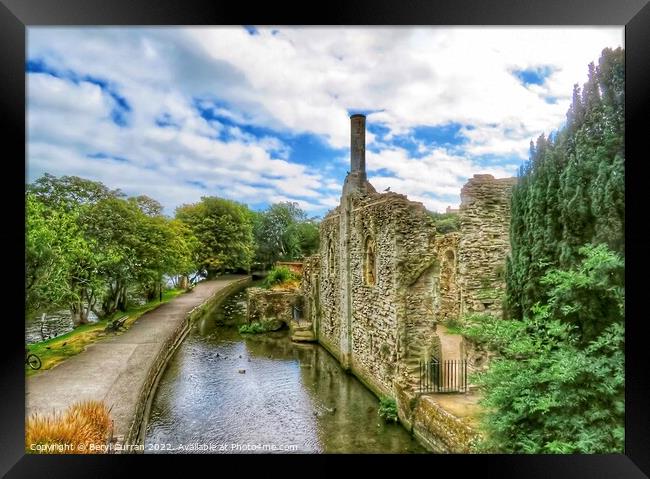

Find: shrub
[442,316,463,334]
[262,266,298,289]
[428,211,459,233]
[457,245,624,453]
[239,321,268,334]
[378,396,398,423]
[26,400,112,454]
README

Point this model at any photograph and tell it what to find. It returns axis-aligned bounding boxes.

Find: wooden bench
[105,316,129,333]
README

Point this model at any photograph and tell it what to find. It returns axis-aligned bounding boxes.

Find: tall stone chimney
[342,113,375,197]
[350,113,366,179]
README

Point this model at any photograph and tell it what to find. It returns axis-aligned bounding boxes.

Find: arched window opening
[328,240,335,276]
[364,236,377,286]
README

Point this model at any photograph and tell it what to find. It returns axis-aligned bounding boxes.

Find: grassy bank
[26,289,185,376]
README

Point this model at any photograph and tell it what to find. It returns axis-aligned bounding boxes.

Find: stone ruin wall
[316,210,343,356]
[301,173,516,396]
[348,192,438,394]
[246,287,302,330]
[457,174,517,317]
[457,174,517,374]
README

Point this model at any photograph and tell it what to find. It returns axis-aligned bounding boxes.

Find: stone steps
[291,326,316,343]
[292,325,313,332]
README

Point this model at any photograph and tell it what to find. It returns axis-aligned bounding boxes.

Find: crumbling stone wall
[297,114,521,452]
[246,287,301,330]
[301,255,320,334]
[457,174,517,377]
[411,395,480,453]
[349,192,438,393]
[310,189,443,395]
[303,171,515,398]
[458,174,517,318]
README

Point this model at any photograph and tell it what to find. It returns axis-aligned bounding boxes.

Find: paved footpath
[26,276,249,443]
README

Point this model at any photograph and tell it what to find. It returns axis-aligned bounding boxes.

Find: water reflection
[25,310,99,344]
[144,289,425,453]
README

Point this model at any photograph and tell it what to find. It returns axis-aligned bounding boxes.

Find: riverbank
[26,276,251,451]
[26,289,185,376]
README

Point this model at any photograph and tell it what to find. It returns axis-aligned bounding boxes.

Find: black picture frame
[2,0,648,476]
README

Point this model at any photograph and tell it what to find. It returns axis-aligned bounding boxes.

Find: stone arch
[363,235,377,286]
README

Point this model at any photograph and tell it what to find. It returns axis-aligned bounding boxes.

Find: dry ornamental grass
[26,400,112,454]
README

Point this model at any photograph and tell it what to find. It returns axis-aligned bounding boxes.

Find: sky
[26,26,623,217]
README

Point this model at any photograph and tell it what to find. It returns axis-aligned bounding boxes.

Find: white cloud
[26,26,623,215]
[26,58,336,215]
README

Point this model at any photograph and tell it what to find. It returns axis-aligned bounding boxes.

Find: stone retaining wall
[411,396,480,453]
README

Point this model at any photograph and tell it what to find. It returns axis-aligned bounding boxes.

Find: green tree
[26,173,207,325]
[481,47,625,453]
[506,47,624,318]
[253,202,319,267]
[292,219,320,257]
[129,195,164,217]
[175,197,255,277]
[428,211,459,234]
[25,193,79,316]
[27,173,123,211]
[82,197,144,315]
[165,219,201,288]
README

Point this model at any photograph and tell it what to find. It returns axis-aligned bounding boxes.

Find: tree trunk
[71,302,88,326]
[117,284,128,311]
[180,275,189,289]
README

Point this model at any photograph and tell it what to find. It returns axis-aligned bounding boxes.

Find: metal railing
[419,357,468,393]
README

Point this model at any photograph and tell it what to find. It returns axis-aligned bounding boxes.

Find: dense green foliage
[460,246,624,453]
[428,211,459,234]
[26,175,199,323]
[26,194,85,315]
[262,266,299,289]
[378,396,398,423]
[175,197,255,277]
[252,202,320,268]
[463,48,625,453]
[507,47,624,319]
[239,321,271,334]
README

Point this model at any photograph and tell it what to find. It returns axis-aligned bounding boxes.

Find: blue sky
[26,27,623,216]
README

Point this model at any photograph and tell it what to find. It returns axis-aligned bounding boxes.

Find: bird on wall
[384,187,391,192]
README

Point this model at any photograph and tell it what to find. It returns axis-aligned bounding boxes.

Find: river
[143,288,426,453]
[25,310,99,344]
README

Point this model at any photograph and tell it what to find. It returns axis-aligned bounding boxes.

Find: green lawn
[26,289,185,376]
